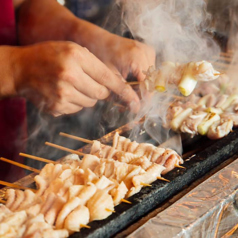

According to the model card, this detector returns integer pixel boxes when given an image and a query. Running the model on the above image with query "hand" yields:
[100,35,156,82]
[12,41,140,116]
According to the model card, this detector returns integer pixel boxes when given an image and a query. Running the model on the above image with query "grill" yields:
[0,51,236,238]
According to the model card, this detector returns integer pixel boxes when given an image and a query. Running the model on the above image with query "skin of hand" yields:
[0,42,140,116]
[16,0,156,100]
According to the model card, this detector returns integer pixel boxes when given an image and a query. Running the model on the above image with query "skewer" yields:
[157,177,170,182]
[80,224,91,229]
[121,198,132,204]
[45,142,85,156]
[0,180,36,192]
[221,223,238,238]
[0,199,6,204]
[59,132,93,144]
[126,81,140,86]
[174,164,186,169]
[0,157,40,173]
[105,208,115,213]
[19,152,57,164]
[140,182,152,187]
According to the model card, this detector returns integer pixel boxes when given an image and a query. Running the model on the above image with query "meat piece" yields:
[94,176,114,190]
[0,204,11,222]
[5,189,15,209]
[40,229,69,238]
[126,186,142,198]
[83,168,98,184]
[162,153,182,174]
[64,205,90,232]
[114,151,139,163]
[221,112,238,126]
[94,162,106,177]
[80,154,100,171]
[40,192,57,215]
[197,94,217,107]
[110,181,128,206]
[180,110,207,136]
[132,164,165,187]
[123,166,144,189]
[73,168,85,185]
[150,148,165,163]
[129,156,152,170]
[10,189,25,211]
[77,184,97,205]
[45,196,66,225]
[1,210,27,228]
[127,141,139,153]
[16,189,36,211]
[55,197,81,229]
[207,119,233,140]
[87,189,114,221]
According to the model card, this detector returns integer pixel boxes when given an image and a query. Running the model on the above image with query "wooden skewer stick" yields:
[80,224,91,229]
[174,164,186,169]
[19,153,57,164]
[121,198,132,204]
[126,81,140,86]
[157,176,170,182]
[140,182,152,187]
[59,132,93,144]
[45,142,85,156]
[221,223,238,238]
[0,199,6,204]
[105,208,115,213]
[0,157,40,173]
[0,180,36,192]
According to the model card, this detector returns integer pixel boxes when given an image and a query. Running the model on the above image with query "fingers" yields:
[72,73,110,100]
[81,52,140,112]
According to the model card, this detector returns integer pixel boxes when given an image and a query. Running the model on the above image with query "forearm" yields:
[17,0,115,58]
[0,47,18,98]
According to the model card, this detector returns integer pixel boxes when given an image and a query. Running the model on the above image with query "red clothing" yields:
[0,0,27,181]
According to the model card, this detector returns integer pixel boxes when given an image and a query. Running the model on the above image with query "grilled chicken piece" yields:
[45,196,66,225]
[77,184,97,205]
[110,182,128,206]
[94,176,114,190]
[5,189,15,209]
[16,189,36,211]
[55,197,82,229]
[197,94,217,108]
[83,168,98,184]
[0,204,11,222]
[129,156,152,170]
[150,148,165,163]
[64,205,90,232]
[132,164,165,187]
[123,166,144,189]
[40,192,57,215]
[81,154,100,171]
[221,112,238,126]
[207,119,233,140]
[87,189,114,221]
[10,190,25,211]
[180,110,207,136]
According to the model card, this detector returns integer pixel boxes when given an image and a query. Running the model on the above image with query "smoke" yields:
[104,0,222,153]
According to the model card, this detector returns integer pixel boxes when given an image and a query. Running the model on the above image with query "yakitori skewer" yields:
[0,157,40,173]
[0,180,36,192]
[221,223,238,238]
[105,208,115,213]
[45,142,85,156]
[126,81,140,86]
[59,132,184,172]
[19,152,57,164]
[80,224,91,229]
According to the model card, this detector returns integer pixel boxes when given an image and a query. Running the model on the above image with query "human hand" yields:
[12,41,140,116]
[101,35,156,82]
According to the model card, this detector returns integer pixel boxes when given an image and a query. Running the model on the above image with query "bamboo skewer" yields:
[0,199,6,204]
[80,224,91,229]
[174,164,186,169]
[0,157,40,173]
[59,132,93,144]
[221,223,238,238]
[0,180,36,192]
[19,153,57,164]
[157,177,170,182]
[45,142,85,156]
[126,81,140,86]
[121,198,132,204]
[140,182,152,187]
[105,208,115,213]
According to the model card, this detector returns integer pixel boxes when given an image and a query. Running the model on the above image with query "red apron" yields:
[0,0,27,182]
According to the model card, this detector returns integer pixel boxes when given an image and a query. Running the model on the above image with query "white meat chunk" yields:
[123,166,144,189]
[45,196,66,225]
[68,185,84,200]
[87,190,114,221]
[81,154,100,171]
[83,168,98,184]
[5,189,15,209]
[207,119,233,140]
[150,148,165,163]
[10,189,25,211]
[0,204,11,222]
[129,156,152,170]
[73,168,85,185]
[77,184,97,205]
[162,153,182,174]
[94,176,114,190]
[16,189,36,211]
[64,205,90,232]
[40,192,57,215]
[55,197,82,229]
[110,181,128,206]
[132,164,165,187]
[1,210,27,228]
